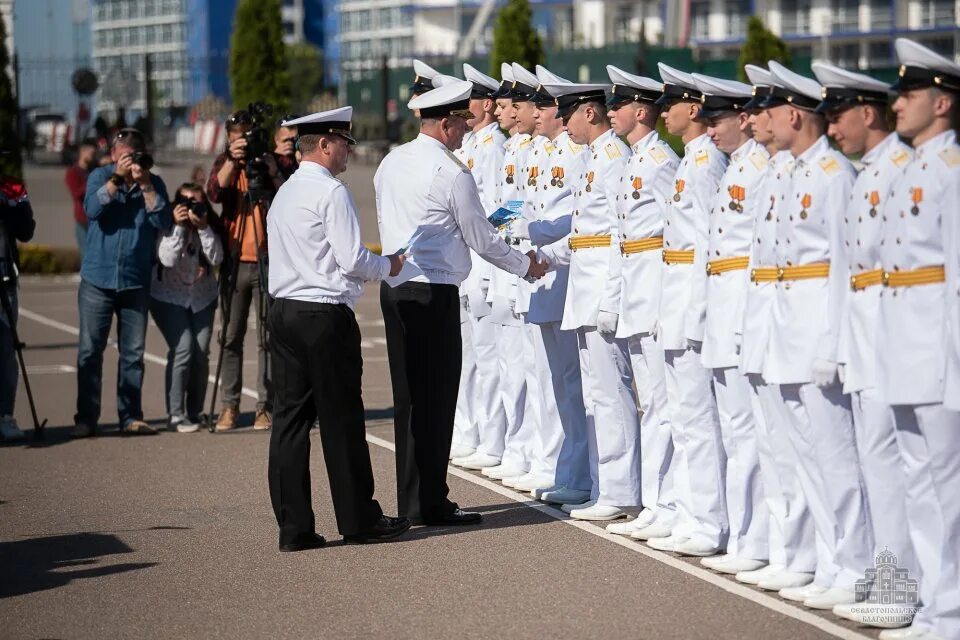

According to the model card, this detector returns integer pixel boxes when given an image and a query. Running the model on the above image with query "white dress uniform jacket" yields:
[944,134,960,410]
[488,133,533,321]
[268,161,390,306]
[540,128,631,330]
[840,133,912,393]
[606,130,679,338]
[701,139,769,369]
[878,129,959,404]
[763,136,855,385]
[740,151,793,375]
[375,133,529,285]
[659,133,728,349]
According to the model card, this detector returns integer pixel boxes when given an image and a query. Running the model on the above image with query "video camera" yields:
[242,101,275,202]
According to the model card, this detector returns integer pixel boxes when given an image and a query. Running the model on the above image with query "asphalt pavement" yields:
[0,274,888,639]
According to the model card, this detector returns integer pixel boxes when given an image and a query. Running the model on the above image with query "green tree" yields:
[287,42,324,112]
[490,0,545,77]
[737,16,792,82]
[229,0,291,115]
[0,14,22,178]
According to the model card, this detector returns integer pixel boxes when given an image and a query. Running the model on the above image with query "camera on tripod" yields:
[241,101,275,201]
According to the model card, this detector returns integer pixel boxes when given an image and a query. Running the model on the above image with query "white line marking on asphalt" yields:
[364,433,873,640]
[19,306,869,639]
[25,364,77,374]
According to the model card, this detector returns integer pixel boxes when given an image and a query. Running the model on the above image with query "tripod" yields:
[0,276,47,440]
[205,185,271,433]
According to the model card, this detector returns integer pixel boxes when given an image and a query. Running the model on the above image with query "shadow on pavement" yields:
[0,532,159,598]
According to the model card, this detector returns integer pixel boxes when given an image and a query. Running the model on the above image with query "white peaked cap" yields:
[407,80,474,118]
[744,64,774,87]
[811,61,891,93]
[536,65,572,85]
[282,106,353,128]
[607,65,665,93]
[895,38,960,78]
[431,73,460,88]
[413,59,440,79]
[769,60,822,101]
[511,63,539,88]
[691,73,753,98]
[463,63,499,92]
[500,62,514,84]
[658,62,697,89]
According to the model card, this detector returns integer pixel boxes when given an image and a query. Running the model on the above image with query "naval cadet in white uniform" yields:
[645,63,729,557]
[761,62,873,610]
[810,60,919,628]
[536,81,641,522]
[598,65,681,540]
[873,39,960,640]
[376,81,546,525]
[266,108,410,550]
[692,73,772,573]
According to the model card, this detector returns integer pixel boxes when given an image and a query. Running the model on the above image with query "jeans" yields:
[0,283,19,416]
[75,279,148,427]
[75,222,88,260]
[150,298,216,421]
[221,261,271,410]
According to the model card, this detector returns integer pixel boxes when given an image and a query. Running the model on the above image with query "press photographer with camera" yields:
[271,118,300,183]
[150,183,224,433]
[205,106,276,431]
[74,127,172,438]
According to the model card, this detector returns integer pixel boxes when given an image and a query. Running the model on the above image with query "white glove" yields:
[510,217,530,240]
[838,363,847,385]
[811,358,838,388]
[597,311,619,336]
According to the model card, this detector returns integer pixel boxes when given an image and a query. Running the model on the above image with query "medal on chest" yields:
[585,171,595,192]
[505,164,515,184]
[800,193,811,219]
[910,187,922,215]
[631,176,642,200]
[673,179,685,202]
[868,190,880,217]
[728,185,745,212]
[551,166,564,188]
[527,166,539,187]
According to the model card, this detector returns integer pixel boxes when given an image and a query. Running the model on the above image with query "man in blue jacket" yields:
[74,128,172,437]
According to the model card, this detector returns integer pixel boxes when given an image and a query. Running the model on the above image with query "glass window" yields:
[920,36,955,57]
[690,0,710,39]
[831,0,859,31]
[830,42,859,67]
[868,40,893,66]
[920,0,956,27]
[868,0,892,29]
[358,10,371,31]
[161,24,173,42]
[726,0,749,38]
[144,0,156,17]
[781,0,812,34]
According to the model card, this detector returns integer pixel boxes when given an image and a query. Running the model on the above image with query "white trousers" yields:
[452,296,480,449]
[892,403,960,639]
[577,328,641,506]
[750,376,816,571]
[498,323,535,471]
[627,333,675,517]
[714,367,768,560]
[663,344,727,548]
[780,382,873,590]
[474,315,507,458]
[851,390,917,578]
[528,322,587,484]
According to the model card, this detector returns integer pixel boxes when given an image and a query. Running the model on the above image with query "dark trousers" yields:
[267,298,382,542]
[221,262,271,410]
[380,281,462,521]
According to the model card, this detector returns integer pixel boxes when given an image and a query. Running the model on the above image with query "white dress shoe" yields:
[803,587,855,610]
[736,564,784,585]
[562,499,595,514]
[779,583,827,602]
[569,503,626,521]
[631,520,673,540]
[451,452,501,469]
[449,443,476,460]
[756,570,815,591]
[607,518,646,536]
[499,473,530,488]
[541,487,591,505]
[708,557,767,575]
[833,603,913,629]
[647,534,689,552]
[633,508,658,529]
[672,539,721,557]
[879,627,945,640]
[510,474,554,493]
[482,463,528,479]
[700,554,732,569]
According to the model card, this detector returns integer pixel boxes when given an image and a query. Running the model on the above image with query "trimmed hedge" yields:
[18,244,82,274]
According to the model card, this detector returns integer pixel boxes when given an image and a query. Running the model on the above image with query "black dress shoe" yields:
[343,515,411,544]
[279,533,326,552]
[423,508,483,526]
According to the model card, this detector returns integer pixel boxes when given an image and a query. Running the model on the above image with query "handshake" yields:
[525,250,549,281]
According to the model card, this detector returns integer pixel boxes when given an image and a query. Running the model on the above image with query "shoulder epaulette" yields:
[818,155,841,176]
[938,146,960,168]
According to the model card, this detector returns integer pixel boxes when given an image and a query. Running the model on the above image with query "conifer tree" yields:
[0,15,22,178]
[490,0,545,77]
[229,0,291,115]
[737,17,792,82]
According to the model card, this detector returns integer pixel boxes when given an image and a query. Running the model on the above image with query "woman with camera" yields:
[150,182,224,433]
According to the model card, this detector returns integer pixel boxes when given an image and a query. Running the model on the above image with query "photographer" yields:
[271,119,299,183]
[0,168,36,440]
[150,183,223,433]
[74,127,172,437]
[205,110,274,431]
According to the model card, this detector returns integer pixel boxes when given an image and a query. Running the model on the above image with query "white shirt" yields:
[375,133,529,286]
[150,223,223,312]
[608,129,679,338]
[701,139,769,369]
[267,161,389,308]
[659,133,728,350]
[839,132,912,393]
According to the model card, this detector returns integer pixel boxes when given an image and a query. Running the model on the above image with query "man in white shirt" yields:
[376,81,546,526]
[266,108,410,552]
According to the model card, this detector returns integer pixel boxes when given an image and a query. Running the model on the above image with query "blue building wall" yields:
[187,0,236,105]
